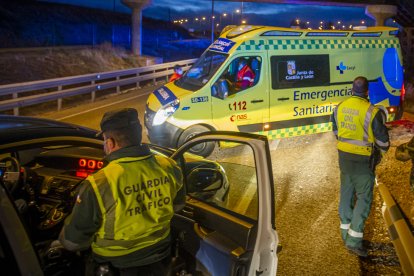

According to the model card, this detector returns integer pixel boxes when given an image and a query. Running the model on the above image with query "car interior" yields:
[0,137,261,275]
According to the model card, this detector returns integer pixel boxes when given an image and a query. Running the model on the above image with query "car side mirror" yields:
[187,168,224,193]
[211,79,229,100]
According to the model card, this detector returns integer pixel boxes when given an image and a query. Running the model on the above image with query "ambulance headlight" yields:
[153,100,180,126]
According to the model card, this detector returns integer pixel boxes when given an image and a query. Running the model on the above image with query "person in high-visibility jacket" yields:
[235,59,255,90]
[169,64,183,82]
[331,76,390,257]
[59,108,184,274]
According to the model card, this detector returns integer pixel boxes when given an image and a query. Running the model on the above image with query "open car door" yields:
[171,131,278,276]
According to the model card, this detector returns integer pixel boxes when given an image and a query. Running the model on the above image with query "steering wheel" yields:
[0,156,22,194]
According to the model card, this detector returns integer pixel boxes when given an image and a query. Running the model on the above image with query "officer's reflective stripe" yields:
[340,223,350,230]
[333,103,342,130]
[348,228,363,238]
[95,226,169,248]
[375,139,389,148]
[338,137,372,147]
[363,105,374,142]
[94,173,116,239]
[243,76,253,82]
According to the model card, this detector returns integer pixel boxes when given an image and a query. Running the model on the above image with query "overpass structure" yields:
[217,0,413,27]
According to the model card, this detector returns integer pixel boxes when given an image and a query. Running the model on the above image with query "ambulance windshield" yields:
[176,50,228,91]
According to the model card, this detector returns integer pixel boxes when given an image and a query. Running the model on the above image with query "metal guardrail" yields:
[377,181,414,275]
[0,58,197,115]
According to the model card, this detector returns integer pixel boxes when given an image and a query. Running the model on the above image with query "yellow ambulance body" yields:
[145,25,404,156]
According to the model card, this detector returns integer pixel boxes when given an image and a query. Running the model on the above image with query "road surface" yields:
[39,86,403,275]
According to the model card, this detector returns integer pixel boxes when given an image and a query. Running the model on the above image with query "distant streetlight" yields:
[361,20,365,24]
[220,13,227,26]
[242,20,246,24]
[195,18,199,21]
[337,21,341,25]
[202,17,206,21]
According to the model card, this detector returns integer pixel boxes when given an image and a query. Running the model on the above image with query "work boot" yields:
[346,245,368,257]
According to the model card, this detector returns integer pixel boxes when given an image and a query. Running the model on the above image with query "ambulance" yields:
[144,25,404,157]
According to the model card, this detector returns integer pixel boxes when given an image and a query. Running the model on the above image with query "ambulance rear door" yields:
[210,53,269,133]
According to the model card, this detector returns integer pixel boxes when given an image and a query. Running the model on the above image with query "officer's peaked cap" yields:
[97,108,141,137]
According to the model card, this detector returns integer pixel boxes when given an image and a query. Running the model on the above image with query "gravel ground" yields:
[270,121,414,275]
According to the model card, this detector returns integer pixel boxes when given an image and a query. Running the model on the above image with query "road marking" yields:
[233,139,280,215]
[55,91,151,121]
[310,200,337,231]
[234,174,258,215]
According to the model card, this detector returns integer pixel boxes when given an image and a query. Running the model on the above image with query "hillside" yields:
[0,0,209,85]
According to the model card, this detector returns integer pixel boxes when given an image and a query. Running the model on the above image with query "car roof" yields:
[0,115,99,145]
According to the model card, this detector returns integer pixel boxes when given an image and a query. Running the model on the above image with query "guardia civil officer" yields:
[331,76,389,257]
[59,108,184,275]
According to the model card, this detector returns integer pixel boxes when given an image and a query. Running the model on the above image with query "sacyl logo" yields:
[336,62,355,74]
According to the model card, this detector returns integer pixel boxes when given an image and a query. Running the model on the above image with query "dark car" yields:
[0,115,278,276]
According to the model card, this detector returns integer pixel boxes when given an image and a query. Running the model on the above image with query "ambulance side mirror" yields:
[211,79,229,100]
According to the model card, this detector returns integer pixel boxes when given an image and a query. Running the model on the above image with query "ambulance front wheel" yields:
[177,125,215,158]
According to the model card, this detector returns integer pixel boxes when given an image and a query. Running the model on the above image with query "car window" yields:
[212,56,262,99]
[184,141,258,221]
[271,54,330,89]
[175,50,228,91]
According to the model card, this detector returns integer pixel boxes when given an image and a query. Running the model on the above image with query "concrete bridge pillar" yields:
[365,5,397,26]
[122,0,152,55]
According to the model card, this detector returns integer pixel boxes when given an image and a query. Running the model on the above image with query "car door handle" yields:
[277,97,290,101]
[251,99,264,103]
[194,223,214,239]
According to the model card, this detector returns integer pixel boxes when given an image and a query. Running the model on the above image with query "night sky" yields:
[41,0,391,29]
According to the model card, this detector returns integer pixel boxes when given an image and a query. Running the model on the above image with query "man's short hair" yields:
[105,126,142,147]
[97,108,142,147]
[173,64,181,72]
[352,76,369,96]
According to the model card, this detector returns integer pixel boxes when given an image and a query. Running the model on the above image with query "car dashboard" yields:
[22,146,104,236]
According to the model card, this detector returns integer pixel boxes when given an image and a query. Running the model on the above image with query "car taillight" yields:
[401,83,406,101]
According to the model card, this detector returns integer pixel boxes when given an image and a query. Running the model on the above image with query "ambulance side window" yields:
[271,55,330,89]
[212,56,262,99]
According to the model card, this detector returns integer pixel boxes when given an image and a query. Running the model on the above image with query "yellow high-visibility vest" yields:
[88,154,182,257]
[334,96,379,156]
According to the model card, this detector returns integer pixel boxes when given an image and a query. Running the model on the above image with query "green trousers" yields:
[339,171,375,248]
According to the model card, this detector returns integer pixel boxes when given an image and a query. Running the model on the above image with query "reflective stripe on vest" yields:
[89,154,181,257]
[335,96,378,156]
